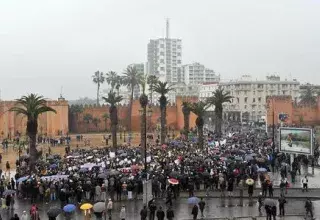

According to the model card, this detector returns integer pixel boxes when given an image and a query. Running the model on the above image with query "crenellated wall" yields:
[266,96,320,126]
[69,96,199,133]
[0,99,69,138]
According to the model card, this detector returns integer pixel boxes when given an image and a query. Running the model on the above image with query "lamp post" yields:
[139,108,147,173]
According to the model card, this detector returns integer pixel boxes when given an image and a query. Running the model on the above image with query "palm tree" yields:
[69,105,83,130]
[92,117,101,131]
[153,81,174,144]
[207,88,233,137]
[9,94,56,170]
[92,71,105,106]
[147,75,159,105]
[190,101,208,149]
[181,101,192,136]
[300,87,317,105]
[83,113,93,132]
[139,76,148,161]
[102,113,110,131]
[103,92,123,150]
[122,66,143,139]
[106,71,118,92]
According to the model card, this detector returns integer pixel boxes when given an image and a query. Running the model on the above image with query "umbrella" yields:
[17,176,29,183]
[257,168,267,173]
[93,202,105,213]
[79,168,89,173]
[47,207,62,218]
[264,199,277,207]
[80,203,93,210]
[3,190,15,196]
[245,155,253,161]
[63,204,76,213]
[250,153,257,157]
[120,176,129,182]
[169,171,179,178]
[235,157,243,161]
[49,164,58,169]
[256,158,266,163]
[245,178,254,186]
[120,153,127,157]
[98,173,108,179]
[188,197,200,204]
[168,178,179,185]
[108,170,120,176]
[204,158,213,163]
[202,172,210,177]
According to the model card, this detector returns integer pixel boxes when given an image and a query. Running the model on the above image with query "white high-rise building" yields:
[182,62,220,85]
[147,20,182,83]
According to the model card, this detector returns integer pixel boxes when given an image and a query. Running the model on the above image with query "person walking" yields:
[268,182,274,197]
[106,198,113,220]
[271,206,277,220]
[302,176,308,192]
[166,206,174,220]
[149,201,157,220]
[156,206,165,220]
[198,197,205,218]
[21,211,28,220]
[265,205,272,220]
[140,206,148,220]
[191,205,198,220]
[258,192,264,213]
[278,195,286,217]
[10,213,20,220]
[119,205,126,220]
[305,198,314,219]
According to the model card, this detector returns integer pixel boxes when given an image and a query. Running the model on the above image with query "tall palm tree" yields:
[190,101,208,149]
[300,87,317,105]
[9,94,56,170]
[102,113,110,131]
[122,66,143,140]
[83,113,93,132]
[106,71,119,92]
[139,75,148,161]
[92,117,101,131]
[115,75,122,96]
[153,81,174,144]
[147,75,159,105]
[103,92,123,150]
[92,71,105,106]
[207,88,233,137]
[181,101,192,136]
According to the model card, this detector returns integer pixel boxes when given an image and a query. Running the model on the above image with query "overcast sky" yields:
[0,0,319,100]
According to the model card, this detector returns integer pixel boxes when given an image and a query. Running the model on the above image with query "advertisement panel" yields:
[279,127,313,155]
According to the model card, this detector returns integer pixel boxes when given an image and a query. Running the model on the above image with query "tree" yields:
[83,113,93,132]
[181,101,192,136]
[106,71,119,92]
[147,75,159,105]
[92,71,105,106]
[9,94,56,171]
[207,88,233,137]
[190,101,209,149]
[122,66,143,139]
[92,117,101,131]
[102,92,123,150]
[153,81,174,144]
[300,87,317,106]
[102,113,110,131]
[139,75,148,160]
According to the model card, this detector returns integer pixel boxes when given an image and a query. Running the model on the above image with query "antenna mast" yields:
[166,18,170,39]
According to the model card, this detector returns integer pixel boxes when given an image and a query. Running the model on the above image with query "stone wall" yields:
[69,96,198,133]
[266,96,320,126]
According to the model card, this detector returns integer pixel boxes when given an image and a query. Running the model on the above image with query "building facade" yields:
[219,75,300,122]
[183,62,220,85]
[147,38,182,83]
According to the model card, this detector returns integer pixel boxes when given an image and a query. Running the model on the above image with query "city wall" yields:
[266,96,320,126]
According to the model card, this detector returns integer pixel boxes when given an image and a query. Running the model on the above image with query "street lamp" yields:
[139,108,147,175]
[147,106,153,132]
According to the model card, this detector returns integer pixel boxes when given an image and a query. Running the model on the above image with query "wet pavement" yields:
[0,196,318,220]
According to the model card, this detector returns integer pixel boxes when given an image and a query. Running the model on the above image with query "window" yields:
[244,105,247,109]
[160,52,164,56]
[253,91,255,95]
[253,98,255,103]
[258,97,261,102]
[244,91,247,95]
[177,60,181,64]
[160,59,164,64]
[160,44,164,48]
[237,98,239,103]
[160,67,164,71]
[244,97,248,103]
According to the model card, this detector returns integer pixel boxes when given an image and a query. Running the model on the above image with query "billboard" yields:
[279,127,313,155]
